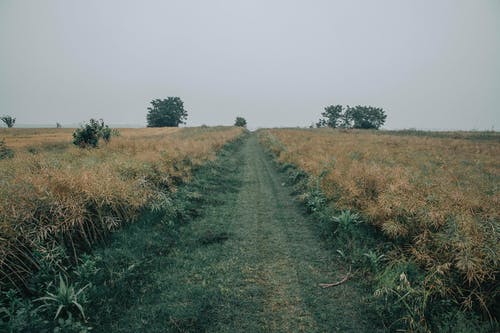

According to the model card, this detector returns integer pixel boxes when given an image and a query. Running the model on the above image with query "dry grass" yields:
[259,128,499,312]
[0,126,244,290]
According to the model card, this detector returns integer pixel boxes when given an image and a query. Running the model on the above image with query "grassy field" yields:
[259,128,499,325]
[1,126,498,332]
[0,126,244,291]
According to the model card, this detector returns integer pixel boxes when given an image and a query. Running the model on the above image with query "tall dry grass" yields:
[259,128,499,313]
[0,126,244,290]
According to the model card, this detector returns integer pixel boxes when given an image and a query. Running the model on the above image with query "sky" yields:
[1,0,499,130]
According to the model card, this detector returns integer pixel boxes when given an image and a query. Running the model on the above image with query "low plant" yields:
[333,210,360,231]
[53,312,91,333]
[0,139,14,159]
[303,187,326,213]
[0,289,46,332]
[374,270,432,332]
[35,274,90,321]
[363,250,385,273]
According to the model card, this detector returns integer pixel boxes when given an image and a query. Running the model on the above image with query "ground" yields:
[91,134,380,332]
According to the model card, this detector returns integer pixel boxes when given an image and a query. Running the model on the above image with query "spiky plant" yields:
[35,274,89,320]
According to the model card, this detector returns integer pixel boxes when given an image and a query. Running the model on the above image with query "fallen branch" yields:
[319,267,352,288]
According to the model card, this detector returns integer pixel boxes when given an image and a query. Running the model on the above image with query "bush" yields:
[0,139,14,159]
[234,117,247,127]
[72,119,116,148]
[0,115,15,128]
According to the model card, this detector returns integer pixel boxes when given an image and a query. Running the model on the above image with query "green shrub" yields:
[72,118,115,148]
[0,139,14,159]
[0,289,45,332]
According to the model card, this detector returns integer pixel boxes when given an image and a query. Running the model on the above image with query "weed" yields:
[53,313,92,333]
[303,187,327,213]
[0,139,14,159]
[35,274,89,320]
[363,250,385,273]
[333,210,361,231]
[0,289,45,332]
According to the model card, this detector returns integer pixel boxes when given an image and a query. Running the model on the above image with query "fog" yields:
[1,0,499,129]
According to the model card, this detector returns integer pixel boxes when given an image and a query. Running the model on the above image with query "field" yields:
[259,128,499,318]
[1,127,498,332]
[0,126,244,290]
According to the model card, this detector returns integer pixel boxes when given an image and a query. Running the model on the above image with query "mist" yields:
[1,0,499,130]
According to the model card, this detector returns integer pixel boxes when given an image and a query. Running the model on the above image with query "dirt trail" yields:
[215,134,373,332]
[95,134,377,332]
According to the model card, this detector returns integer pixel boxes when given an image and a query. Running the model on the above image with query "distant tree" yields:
[349,106,386,129]
[316,105,343,128]
[146,97,187,127]
[234,117,247,127]
[339,106,353,128]
[72,118,113,148]
[1,115,16,128]
[316,105,386,130]
[56,122,62,128]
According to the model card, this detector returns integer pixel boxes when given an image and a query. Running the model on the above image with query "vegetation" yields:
[72,118,114,148]
[0,126,244,295]
[317,105,386,129]
[259,128,498,331]
[0,139,14,159]
[146,97,188,127]
[0,127,245,332]
[234,116,247,127]
[2,124,498,331]
[1,115,16,128]
[73,134,378,332]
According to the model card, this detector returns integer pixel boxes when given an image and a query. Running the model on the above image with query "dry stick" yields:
[319,267,352,288]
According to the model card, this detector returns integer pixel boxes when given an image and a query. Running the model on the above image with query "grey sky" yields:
[1,0,499,129]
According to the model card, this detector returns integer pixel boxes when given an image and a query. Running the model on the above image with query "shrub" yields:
[234,117,247,127]
[0,115,15,128]
[0,139,14,159]
[72,119,114,148]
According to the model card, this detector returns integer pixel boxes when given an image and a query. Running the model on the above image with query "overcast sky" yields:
[1,0,499,129]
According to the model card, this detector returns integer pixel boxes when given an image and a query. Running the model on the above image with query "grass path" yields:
[91,134,379,332]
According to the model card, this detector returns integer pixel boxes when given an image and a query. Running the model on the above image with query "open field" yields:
[0,126,244,290]
[259,128,499,318]
[1,128,498,332]
[83,134,379,333]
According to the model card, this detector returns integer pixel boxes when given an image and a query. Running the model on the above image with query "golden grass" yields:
[259,128,499,310]
[0,126,244,289]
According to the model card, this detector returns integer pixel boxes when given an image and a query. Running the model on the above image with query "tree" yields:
[349,106,386,129]
[234,117,247,127]
[316,105,386,130]
[72,119,113,148]
[316,105,343,128]
[146,97,187,127]
[1,115,16,128]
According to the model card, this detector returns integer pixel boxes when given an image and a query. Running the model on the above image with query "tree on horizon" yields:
[146,97,187,127]
[317,105,386,130]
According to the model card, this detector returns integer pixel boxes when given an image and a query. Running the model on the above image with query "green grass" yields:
[264,140,499,333]
[82,134,382,332]
[3,130,497,332]
[84,136,247,332]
